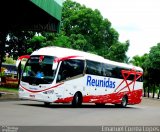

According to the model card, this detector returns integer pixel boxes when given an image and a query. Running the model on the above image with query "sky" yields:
[73,0,160,58]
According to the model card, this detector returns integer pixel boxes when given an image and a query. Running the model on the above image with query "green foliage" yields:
[2,0,129,64]
[144,43,160,70]
[2,0,160,97]
[0,87,18,93]
[129,53,150,93]
[105,41,129,62]
[143,43,160,85]
[4,57,16,64]
[1,0,130,64]
[70,34,87,50]
[0,72,5,77]
[136,43,160,97]
[54,32,71,48]
[6,31,35,59]
[27,48,33,54]
[27,35,47,52]
[60,0,129,62]
[130,53,148,68]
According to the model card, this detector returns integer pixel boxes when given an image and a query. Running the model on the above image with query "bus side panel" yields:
[127,81,143,104]
[54,74,143,105]
[54,76,85,103]
[83,75,143,104]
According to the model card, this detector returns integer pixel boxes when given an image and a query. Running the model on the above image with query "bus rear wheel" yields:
[115,96,128,108]
[121,96,128,107]
[72,92,82,107]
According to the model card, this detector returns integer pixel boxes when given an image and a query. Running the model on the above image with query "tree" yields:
[130,54,149,97]
[2,0,130,64]
[6,31,35,59]
[105,41,129,62]
[27,35,47,54]
[4,56,16,64]
[0,32,7,73]
[143,43,160,83]
[143,43,160,98]
[60,0,129,62]
[53,32,71,48]
[130,53,148,68]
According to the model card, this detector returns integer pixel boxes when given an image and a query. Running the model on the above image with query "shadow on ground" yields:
[18,102,137,109]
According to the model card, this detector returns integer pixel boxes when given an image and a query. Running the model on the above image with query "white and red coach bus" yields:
[16,46,143,107]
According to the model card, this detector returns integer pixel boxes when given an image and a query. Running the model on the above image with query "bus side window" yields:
[136,74,143,82]
[103,64,126,79]
[128,74,135,80]
[66,59,84,77]
[86,60,102,76]
[57,59,84,82]
[103,64,113,77]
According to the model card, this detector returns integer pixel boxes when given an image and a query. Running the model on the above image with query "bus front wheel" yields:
[44,102,51,107]
[72,92,82,107]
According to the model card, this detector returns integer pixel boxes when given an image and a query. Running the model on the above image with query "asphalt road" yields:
[0,97,160,127]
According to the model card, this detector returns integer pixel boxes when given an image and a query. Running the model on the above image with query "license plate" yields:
[29,95,35,98]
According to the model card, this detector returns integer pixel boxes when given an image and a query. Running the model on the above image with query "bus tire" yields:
[72,92,82,107]
[120,96,128,107]
[44,102,50,107]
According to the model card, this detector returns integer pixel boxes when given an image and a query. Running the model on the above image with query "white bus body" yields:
[17,46,143,107]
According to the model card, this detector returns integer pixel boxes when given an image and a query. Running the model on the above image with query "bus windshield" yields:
[21,55,56,85]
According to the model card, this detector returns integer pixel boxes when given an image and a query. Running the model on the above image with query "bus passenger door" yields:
[56,61,73,101]
[56,59,85,101]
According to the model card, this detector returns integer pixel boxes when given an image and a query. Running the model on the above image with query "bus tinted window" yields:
[127,74,135,80]
[103,64,115,77]
[136,74,143,82]
[103,64,123,79]
[103,64,136,79]
[57,59,84,82]
[22,56,55,85]
[86,60,102,76]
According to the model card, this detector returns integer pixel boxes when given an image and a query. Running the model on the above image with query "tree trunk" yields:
[157,87,160,99]
[152,84,155,98]
[0,33,3,74]
[0,32,7,74]
[143,87,146,97]
[148,86,150,98]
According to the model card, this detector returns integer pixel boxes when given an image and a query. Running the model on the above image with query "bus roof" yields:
[31,46,143,72]
[31,46,104,60]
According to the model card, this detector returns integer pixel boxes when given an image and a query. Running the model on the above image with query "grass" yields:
[0,87,18,93]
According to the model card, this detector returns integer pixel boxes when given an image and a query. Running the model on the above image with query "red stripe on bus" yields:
[54,55,81,63]
[20,83,64,93]
[115,69,143,93]
[18,55,30,60]
[54,89,142,104]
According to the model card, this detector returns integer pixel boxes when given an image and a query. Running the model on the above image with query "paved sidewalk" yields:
[141,97,160,107]
[0,91,19,100]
